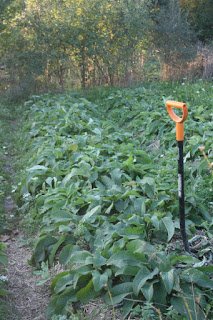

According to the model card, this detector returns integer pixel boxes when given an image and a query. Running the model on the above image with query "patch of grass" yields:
[0,103,24,319]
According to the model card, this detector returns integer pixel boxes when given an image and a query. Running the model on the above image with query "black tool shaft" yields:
[178,141,190,252]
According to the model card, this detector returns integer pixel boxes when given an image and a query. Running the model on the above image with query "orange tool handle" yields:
[166,100,188,141]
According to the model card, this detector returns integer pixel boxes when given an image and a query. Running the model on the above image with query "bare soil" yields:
[6,232,49,320]
[2,185,49,320]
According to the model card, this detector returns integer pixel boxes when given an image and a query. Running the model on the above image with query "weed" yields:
[15,81,213,319]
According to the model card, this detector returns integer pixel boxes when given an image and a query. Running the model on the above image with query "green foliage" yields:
[180,0,213,43]
[0,102,25,319]
[150,0,196,64]
[17,82,213,318]
[2,0,211,100]
[0,243,8,268]
[0,242,9,317]
[0,0,149,97]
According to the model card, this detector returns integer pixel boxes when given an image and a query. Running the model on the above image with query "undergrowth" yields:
[15,81,213,319]
[0,103,24,319]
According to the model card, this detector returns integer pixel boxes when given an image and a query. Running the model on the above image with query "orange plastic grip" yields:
[166,100,188,141]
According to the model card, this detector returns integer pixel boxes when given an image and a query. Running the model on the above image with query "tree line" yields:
[0,0,212,100]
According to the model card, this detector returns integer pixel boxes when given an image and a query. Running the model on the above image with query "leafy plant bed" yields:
[17,82,213,319]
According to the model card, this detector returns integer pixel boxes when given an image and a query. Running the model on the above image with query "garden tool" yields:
[166,100,190,252]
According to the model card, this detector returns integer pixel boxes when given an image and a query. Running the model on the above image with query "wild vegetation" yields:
[0,0,213,100]
[0,241,8,315]
[13,82,212,319]
[0,1,212,319]
[0,104,17,318]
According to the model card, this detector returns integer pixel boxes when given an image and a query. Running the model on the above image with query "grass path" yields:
[0,105,49,320]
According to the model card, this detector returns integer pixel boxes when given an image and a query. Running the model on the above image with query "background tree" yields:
[180,0,213,43]
[148,0,197,79]
[0,0,212,100]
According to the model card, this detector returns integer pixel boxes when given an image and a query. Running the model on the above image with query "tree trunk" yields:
[108,67,114,86]
[58,63,64,91]
[80,46,87,89]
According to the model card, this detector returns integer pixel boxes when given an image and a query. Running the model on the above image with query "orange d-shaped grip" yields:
[166,100,188,141]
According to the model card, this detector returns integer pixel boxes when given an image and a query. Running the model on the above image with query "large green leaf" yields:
[0,288,10,296]
[76,279,96,303]
[126,239,155,255]
[51,271,70,292]
[107,251,142,269]
[110,168,123,184]
[0,253,8,266]
[69,250,93,266]
[26,165,49,173]
[47,288,77,316]
[141,280,158,301]
[121,300,135,319]
[59,244,75,265]
[152,279,168,306]
[162,216,175,242]
[104,282,133,305]
[49,235,66,267]
[115,266,140,277]
[133,267,159,296]
[92,253,107,268]
[171,283,207,320]
[48,210,73,223]
[181,268,213,289]
[32,235,57,267]
[81,205,101,223]
[54,273,75,294]
[161,269,174,294]
[92,270,109,292]
[170,255,198,266]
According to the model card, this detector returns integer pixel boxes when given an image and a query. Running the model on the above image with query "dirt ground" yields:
[6,231,49,320]
[1,117,49,320]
